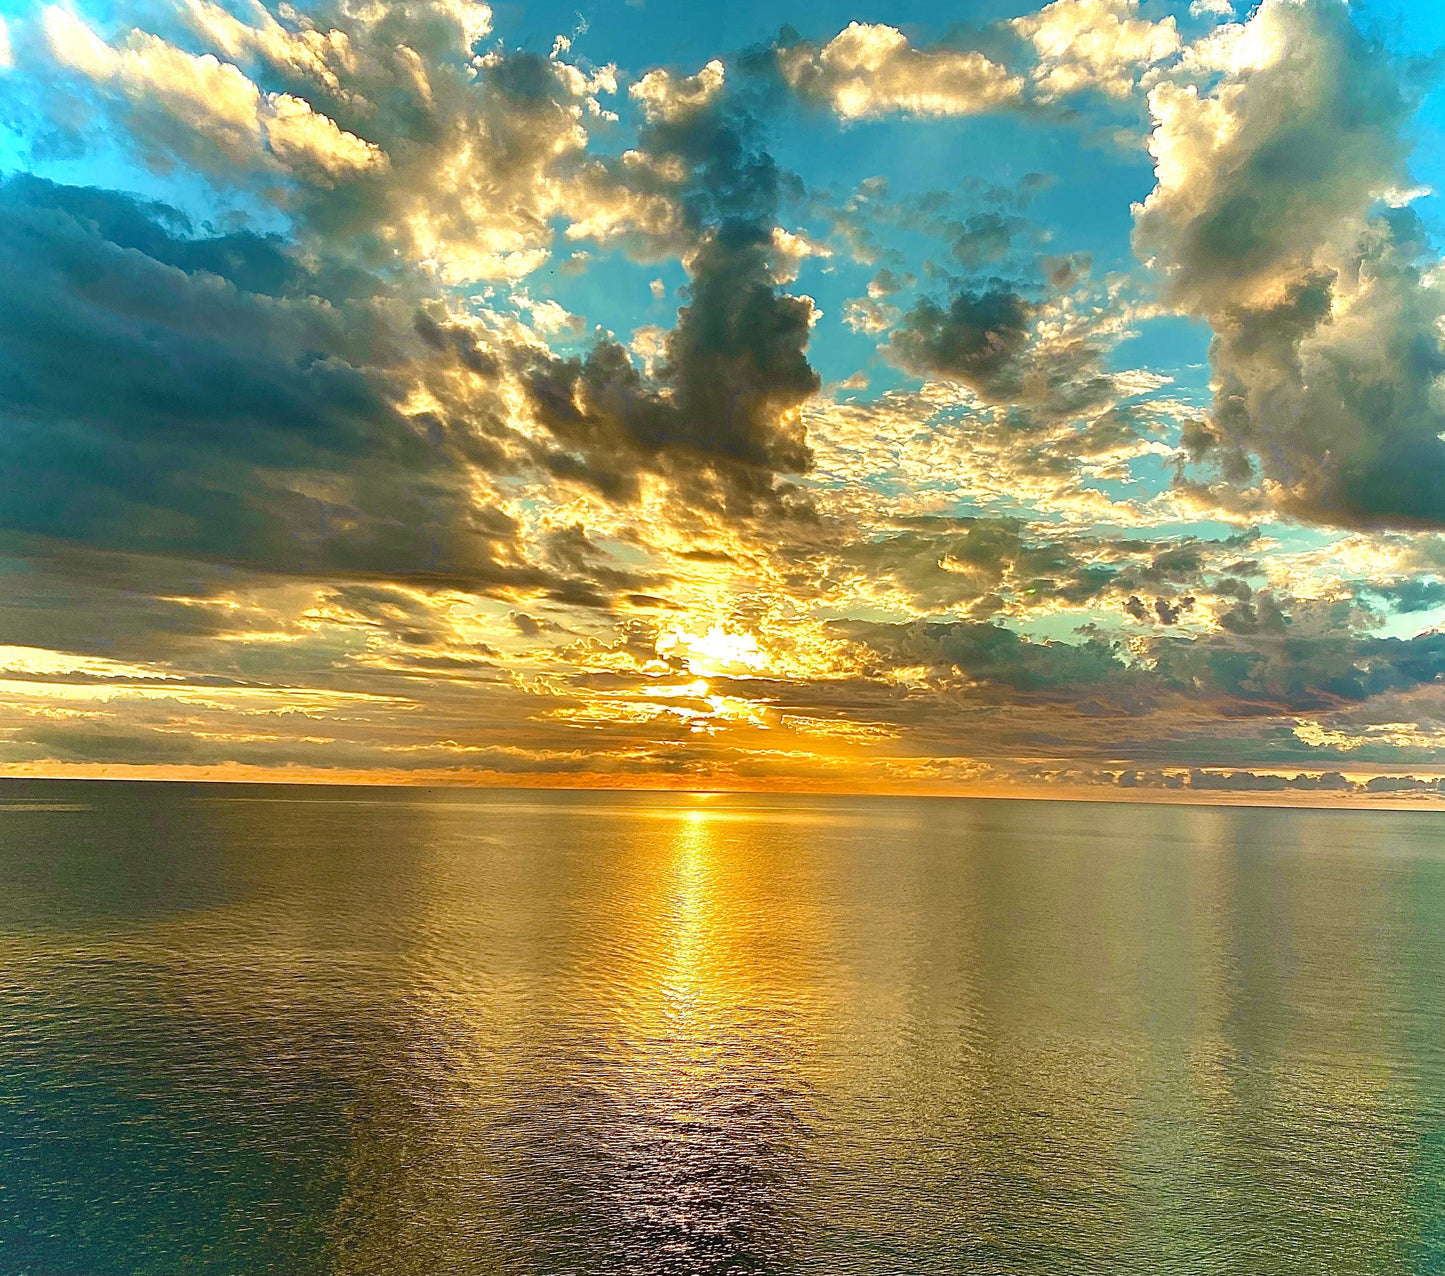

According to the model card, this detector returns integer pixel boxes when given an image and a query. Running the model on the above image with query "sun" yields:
[655,626,766,678]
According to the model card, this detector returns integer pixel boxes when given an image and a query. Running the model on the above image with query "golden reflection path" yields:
[579,800,823,1266]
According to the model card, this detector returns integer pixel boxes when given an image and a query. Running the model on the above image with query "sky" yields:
[4,0,1445,800]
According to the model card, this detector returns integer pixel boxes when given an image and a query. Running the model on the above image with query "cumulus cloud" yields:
[1012,0,1180,100]
[779,23,1024,119]
[887,288,1033,391]
[1135,0,1445,530]
[886,286,1115,421]
[842,296,899,334]
[23,0,621,281]
[519,66,822,510]
[1186,769,1352,791]
[522,224,819,509]
[629,58,726,123]
[40,7,387,185]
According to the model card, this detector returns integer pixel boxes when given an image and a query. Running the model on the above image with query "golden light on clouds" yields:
[0,0,1443,804]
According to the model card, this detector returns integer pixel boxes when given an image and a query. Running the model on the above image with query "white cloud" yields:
[842,297,899,334]
[1012,0,1180,100]
[42,7,385,182]
[629,58,724,123]
[1134,0,1445,529]
[780,23,1023,119]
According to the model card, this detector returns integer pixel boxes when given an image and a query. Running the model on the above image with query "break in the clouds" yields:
[2,0,1445,802]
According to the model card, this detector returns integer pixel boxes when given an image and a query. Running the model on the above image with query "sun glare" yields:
[655,626,766,677]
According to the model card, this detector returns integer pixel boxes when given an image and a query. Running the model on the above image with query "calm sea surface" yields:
[3,781,1445,1274]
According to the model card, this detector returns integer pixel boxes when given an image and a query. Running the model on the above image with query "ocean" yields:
[2,781,1444,1274]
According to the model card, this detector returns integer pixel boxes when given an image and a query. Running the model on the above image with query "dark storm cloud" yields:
[1110,769,1417,795]
[0,175,630,606]
[886,285,1113,420]
[1135,0,1445,530]
[0,174,337,299]
[887,288,1031,389]
[522,224,816,505]
[1363,774,1438,793]
[0,539,278,660]
[0,178,476,573]
[843,619,1130,697]
[520,75,821,510]
[1187,769,1356,793]
[5,721,599,775]
[1124,595,1194,626]
[1147,626,1445,715]
[1205,213,1445,528]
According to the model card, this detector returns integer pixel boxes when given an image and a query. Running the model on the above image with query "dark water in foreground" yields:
[3,783,1445,1274]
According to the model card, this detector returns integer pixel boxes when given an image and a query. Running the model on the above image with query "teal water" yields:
[2,781,1445,1274]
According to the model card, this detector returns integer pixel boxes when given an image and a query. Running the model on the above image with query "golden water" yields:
[3,783,1444,1273]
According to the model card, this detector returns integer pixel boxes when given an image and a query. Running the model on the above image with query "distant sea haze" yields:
[2,780,1443,1274]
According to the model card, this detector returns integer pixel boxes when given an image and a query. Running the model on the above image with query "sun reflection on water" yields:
[658,808,713,1018]
[581,800,817,1269]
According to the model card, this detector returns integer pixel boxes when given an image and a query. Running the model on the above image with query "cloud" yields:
[521,225,818,508]
[802,373,1172,531]
[1124,593,1195,625]
[519,67,822,510]
[886,286,1115,421]
[887,288,1033,391]
[842,297,899,334]
[1011,0,1180,101]
[1361,578,1445,615]
[629,58,726,123]
[1187,769,1352,791]
[844,618,1131,698]
[23,0,620,282]
[0,174,610,599]
[813,517,1265,622]
[1135,0,1445,530]
[946,211,1026,269]
[831,517,1127,614]
[40,7,387,185]
[781,4,1182,123]
[779,23,1024,119]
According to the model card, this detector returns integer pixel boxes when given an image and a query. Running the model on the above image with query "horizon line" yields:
[5,770,1445,816]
